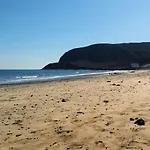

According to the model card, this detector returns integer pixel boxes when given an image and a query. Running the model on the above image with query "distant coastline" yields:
[43,42,150,70]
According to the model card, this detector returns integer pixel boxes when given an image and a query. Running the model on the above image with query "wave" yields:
[0,70,132,85]
[16,76,38,79]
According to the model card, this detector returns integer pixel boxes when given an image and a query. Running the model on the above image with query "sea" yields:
[0,69,130,85]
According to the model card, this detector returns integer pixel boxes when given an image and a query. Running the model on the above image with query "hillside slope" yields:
[43,42,150,70]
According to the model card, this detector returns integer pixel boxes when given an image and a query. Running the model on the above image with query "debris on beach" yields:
[134,118,145,126]
[61,99,68,102]
[77,111,84,114]
[57,129,73,134]
[16,134,22,137]
[130,118,135,121]
[12,120,23,125]
[103,100,109,104]
[112,83,121,86]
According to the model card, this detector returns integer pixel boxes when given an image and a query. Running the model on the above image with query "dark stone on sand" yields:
[31,95,33,97]
[61,99,68,102]
[23,106,26,109]
[16,134,22,137]
[105,122,110,126]
[12,120,23,125]
[57,130,73,134]
[7,132,13,135]
[30,131,36,134]
[112,83,120,86]
[112,84,116,86]
[103,100,109,103]
[77,111,84,114]
[95,140,103,145]
[130,118,135,121]
[134,118,145,126]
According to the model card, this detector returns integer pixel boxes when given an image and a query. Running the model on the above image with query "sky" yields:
[0,0,150,69]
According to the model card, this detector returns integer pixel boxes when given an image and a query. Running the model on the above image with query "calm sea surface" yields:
[0,69,128,85]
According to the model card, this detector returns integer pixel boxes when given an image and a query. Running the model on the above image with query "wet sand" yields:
[0,70,150,150]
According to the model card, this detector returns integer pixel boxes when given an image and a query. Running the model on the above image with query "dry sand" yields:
[0,71,150,150]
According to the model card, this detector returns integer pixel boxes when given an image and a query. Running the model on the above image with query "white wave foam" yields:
[16,76,21,79]
[1,70,132,85]
[22,76,38,79]
[16,76,38,79]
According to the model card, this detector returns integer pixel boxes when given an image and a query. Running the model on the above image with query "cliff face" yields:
[43,42,150,70]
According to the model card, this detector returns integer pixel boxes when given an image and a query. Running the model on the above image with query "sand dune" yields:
[0,71,150,150]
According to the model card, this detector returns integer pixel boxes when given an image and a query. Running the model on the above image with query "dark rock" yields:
[16,134,22,137]
[105,122,110,126]
[7,132,13,135]
[61,99,68,102]
[95,140,103,145]
[57,130,73,134]
[30,131,36,134]
[112,84,116,86]
[12,120,23,125]
[77,111,84,114]
[50,142,57,147]
[130,118,135,121]
[42,42,150,70]
[103,100,109,103]
[134,118,145,126]
[23,106,26,109]
[112,83,120,86]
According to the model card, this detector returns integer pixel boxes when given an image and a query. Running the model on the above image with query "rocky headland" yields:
[43,42,150,70]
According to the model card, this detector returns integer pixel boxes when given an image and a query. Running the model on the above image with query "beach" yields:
[0,70,150,150]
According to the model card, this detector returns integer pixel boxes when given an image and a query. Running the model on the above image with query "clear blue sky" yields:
[0,0,150,69]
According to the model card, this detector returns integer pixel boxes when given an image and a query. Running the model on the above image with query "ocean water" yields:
[0,69,128,85]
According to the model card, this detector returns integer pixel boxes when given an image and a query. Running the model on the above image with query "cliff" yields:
[43,42,150,70]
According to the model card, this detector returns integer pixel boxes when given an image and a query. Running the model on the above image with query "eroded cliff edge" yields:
[43,42,150,70]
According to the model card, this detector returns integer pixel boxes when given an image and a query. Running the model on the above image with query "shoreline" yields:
[0,70,134,87]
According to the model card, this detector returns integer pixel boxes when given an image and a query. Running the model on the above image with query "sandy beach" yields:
[0,70,150,150]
